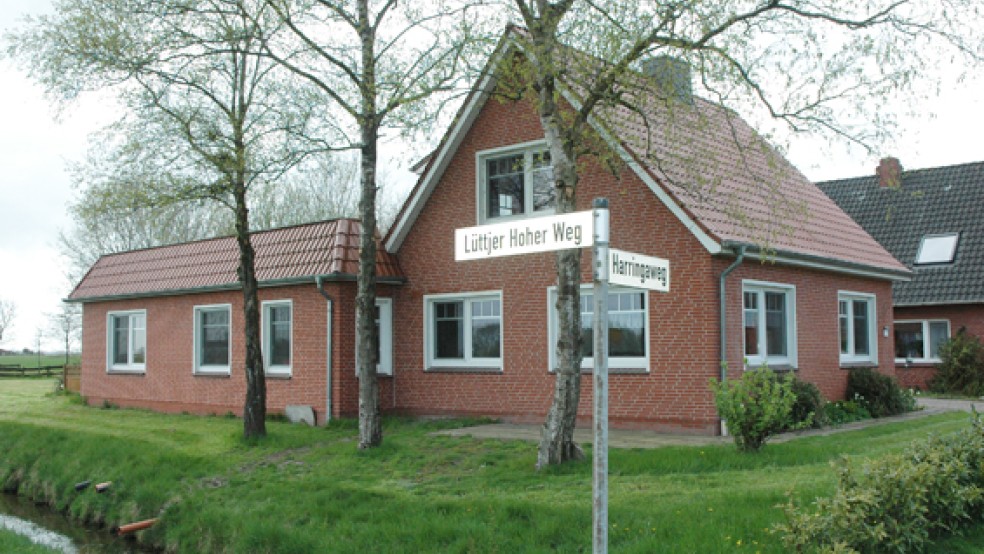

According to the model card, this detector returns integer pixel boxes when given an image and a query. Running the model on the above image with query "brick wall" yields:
[390,91,897,434]
[893,303,984,389]
[720,261,897,400]
[79,282,396,423]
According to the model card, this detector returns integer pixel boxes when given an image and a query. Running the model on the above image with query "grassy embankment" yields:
[0,378,981,553]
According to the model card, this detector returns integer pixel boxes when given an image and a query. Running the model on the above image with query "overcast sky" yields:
[1,1,982,351]
[0,1,114,351]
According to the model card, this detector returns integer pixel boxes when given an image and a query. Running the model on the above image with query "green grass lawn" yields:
[0,528,59,554]
[0,354,79,368]
[0,378,979,553]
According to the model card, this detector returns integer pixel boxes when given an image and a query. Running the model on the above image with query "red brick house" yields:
[818,159,984,389]
[68,36,910,434]
[67,219,404,421]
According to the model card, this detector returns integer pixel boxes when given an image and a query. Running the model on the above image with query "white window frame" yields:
[742,280,797,368]
[193,304,232,375]
[476,140,555,224]
[838,291,878,365]
[547,286,650,371]
[262,300,293,377]
[355,298,393,376]
[894,319,951,363]
[106,310,146,373]
[915,233,959,265]
[424,291,503,370]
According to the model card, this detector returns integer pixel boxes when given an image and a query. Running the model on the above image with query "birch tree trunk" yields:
[235,180,267,439]
[535,41,585,468]
[356,0,382,449]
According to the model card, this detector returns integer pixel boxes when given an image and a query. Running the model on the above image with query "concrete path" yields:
[437,422,730,448]
[917,397,983,413]
[435,399,970,449]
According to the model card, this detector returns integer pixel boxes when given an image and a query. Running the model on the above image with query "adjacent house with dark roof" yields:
[818,158,984,389]
[68,30,910,433]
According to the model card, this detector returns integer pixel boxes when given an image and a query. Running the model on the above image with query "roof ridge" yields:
[818,159,984,186]
[93,217,357,261]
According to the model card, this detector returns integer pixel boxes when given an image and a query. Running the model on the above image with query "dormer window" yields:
[477,142,555,223]
[915,233,958,265]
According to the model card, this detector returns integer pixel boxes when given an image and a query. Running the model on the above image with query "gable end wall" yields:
[390,92,898,434]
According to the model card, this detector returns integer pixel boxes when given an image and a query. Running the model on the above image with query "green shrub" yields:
[846,368,916,418]
[930,328,984,397]
[777,415,984,553]
[789,378,828,429]
[823,400,871,426]
[710,366,807,452]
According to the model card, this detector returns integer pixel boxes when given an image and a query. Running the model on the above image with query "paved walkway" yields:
[916,397,983,413]
[435,397,977,449]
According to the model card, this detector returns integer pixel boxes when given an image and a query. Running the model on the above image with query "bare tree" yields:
[59,150,234,284]
[259,0,489,448]
[500,0,982,468]
[247,151,406,232]
[58,148,394,286]
[9,0,327,439]
[48,303,82,365]
[0,299,14,344]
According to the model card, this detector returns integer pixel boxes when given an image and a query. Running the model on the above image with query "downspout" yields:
[718,246,746,435]
[316,275,334,425]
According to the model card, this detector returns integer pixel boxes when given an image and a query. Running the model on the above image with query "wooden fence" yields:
[0,364,81,393]
[64,364,81,392]
[0,364,64,377]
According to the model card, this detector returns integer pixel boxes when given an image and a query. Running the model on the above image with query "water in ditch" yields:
[0,493,147,553]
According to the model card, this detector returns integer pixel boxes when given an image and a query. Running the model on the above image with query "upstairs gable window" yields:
[915,233,959,265]
[478,142,555,223]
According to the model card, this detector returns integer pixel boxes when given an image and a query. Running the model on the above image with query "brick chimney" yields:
[642,56,693,105]
[876,157,902,188]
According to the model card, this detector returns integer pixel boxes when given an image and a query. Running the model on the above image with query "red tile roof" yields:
[388,30,908,279]
[600,89,907,273]
[68,218,404,301]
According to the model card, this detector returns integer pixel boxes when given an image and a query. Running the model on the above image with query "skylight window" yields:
[915,233,959,265]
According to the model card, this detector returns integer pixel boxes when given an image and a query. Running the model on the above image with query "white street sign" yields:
[608,248,670,292]
[454,210,594,260]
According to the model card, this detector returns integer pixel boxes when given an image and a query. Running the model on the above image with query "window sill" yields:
[194,370,231,378]
[481,209,557,226]
[574,367,650,375]
[745,363,797,372]
[107,369,146,375]
[839,361,878,369]
[265,372,292,380]
[426,366,502,374]
[896,361,940,369]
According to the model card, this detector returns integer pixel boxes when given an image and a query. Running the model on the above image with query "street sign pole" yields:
[592,198,609,554]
